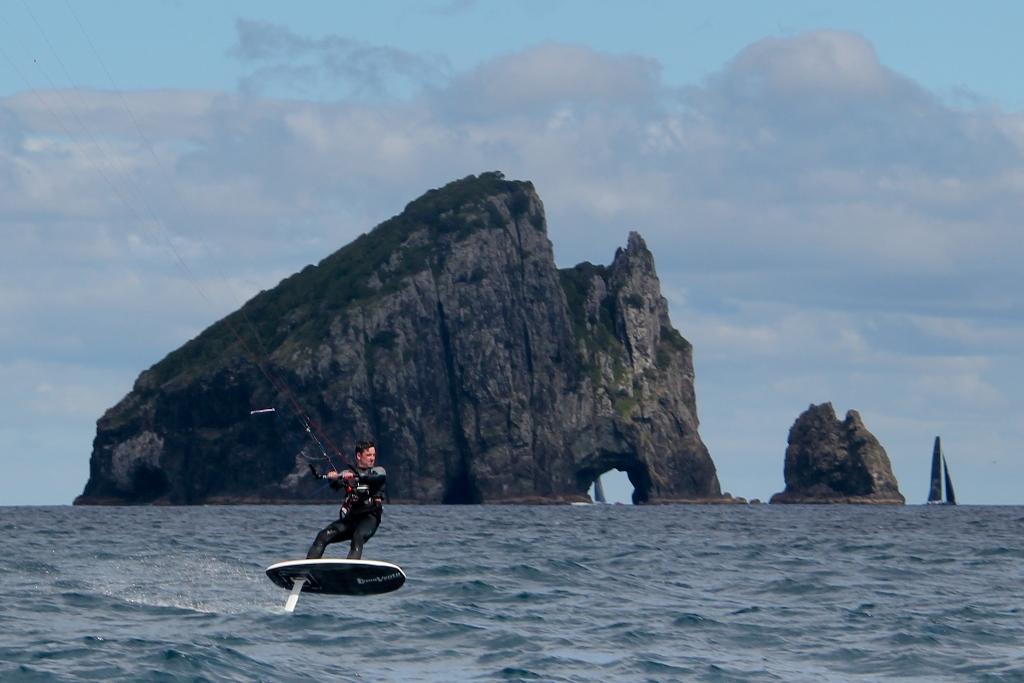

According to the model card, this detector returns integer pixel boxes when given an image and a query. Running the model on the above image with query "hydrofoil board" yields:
[266,559,405,612]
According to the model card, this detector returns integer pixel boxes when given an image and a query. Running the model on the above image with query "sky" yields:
[2,1,1023,505]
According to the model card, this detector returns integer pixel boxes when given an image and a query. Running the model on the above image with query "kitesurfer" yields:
[306,440,387,560]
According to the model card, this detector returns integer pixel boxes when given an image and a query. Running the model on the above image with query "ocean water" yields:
[1,504,1021,682]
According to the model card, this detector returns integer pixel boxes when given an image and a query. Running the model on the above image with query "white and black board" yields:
[266,559,405,612]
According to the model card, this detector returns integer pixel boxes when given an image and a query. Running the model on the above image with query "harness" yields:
[340,470,384,519]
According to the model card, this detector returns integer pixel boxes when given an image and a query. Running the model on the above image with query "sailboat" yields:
[926,436,957,505]
[593,474,607,504]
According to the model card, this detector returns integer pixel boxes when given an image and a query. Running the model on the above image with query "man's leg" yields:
[306,520,352,559]
[346,515,380,560]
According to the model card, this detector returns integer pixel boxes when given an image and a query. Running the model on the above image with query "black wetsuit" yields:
[306,465,386,560]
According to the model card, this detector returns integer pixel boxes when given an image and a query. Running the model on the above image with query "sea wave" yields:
[0,504,1021,681]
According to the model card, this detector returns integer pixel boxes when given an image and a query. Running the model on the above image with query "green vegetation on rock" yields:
[149,172,534,387]
[558,262,628,378]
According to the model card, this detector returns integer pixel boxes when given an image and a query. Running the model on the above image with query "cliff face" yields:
[76,172,721,505]
[770,403,904,504]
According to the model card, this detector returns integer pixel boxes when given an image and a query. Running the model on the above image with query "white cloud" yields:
[726,31,895,97]
[907,367,1001,407]
[442,43,662,117]
[1,359,128,419]
[8,29,1017,303]
[230,19,450,98]
[903,314,1024,350]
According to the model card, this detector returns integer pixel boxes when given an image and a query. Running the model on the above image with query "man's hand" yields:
[341,470,357,482]
[326,470,340,481]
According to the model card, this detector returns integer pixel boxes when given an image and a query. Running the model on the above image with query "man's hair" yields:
[355,440,375,455]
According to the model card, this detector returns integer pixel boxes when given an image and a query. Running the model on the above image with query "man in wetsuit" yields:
[306,440,386,560]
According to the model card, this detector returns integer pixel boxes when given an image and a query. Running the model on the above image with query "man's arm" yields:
[359,466,386,492]
[323,466,356,489]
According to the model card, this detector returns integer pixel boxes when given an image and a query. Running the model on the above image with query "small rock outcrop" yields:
[770,403,904,504]
[75,172,724,505]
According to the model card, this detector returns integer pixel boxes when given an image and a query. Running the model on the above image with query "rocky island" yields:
[770,403,905,504]
[76,172,727,505]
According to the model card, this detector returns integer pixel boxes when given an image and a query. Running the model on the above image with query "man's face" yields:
[356,447,376,469]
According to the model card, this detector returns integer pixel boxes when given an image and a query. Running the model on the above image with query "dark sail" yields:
[943,459,957,505]
[927,436,943,503]
[593,475,607,504]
